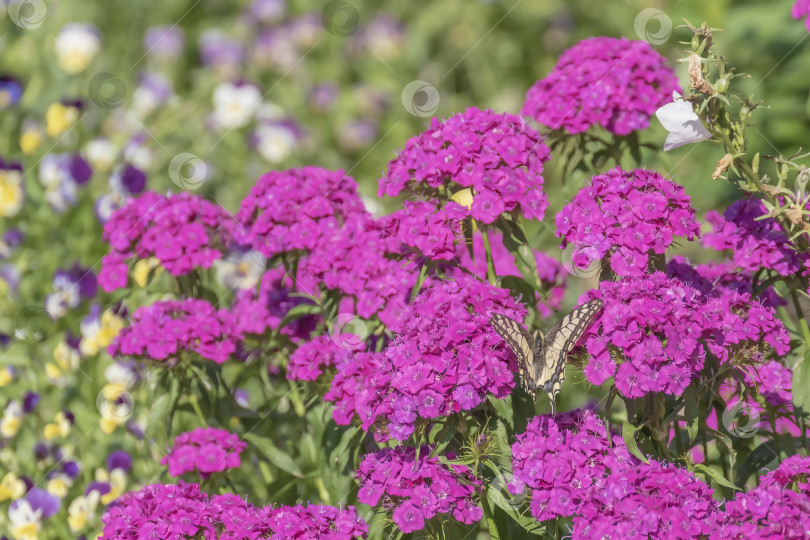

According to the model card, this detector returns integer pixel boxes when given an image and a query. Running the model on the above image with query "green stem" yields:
[479,489,502,540]
[790,289,810,345]
[188,392,207,425]
[480,227,497,285]
[410,262,428,300]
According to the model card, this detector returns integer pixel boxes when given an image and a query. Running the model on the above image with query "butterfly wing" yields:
[489,314,536,397]
[537,299,603,414]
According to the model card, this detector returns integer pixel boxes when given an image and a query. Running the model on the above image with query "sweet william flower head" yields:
[556,167,700,278]
[379,107,550,223]
[793,0,810,31]
[161,427,247,479]
[356,446,483,532]
[579,271,790,398]
[703,197,806,276]
[325,273,526,441]
[709,455,810,538]
[109,298,244,364]
[99,481,368,538]
[523,37,680,135]
[99,191,237,291]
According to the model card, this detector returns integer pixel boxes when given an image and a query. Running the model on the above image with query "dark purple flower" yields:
[0,76,23,108]
[119,164,146,194]
[24,487,61,518]
[107,450,132,472]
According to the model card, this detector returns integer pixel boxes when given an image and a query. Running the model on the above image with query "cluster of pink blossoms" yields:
[355,446,482,533]
[666,256,785,309]
[230,267,321,342]
[556,167,700,277]
[99,191,237,291]
[286,335,355,381]
[109,298,243,364]
[710,455,810,538]
[793,0,810,31]
[325,274,525,441]
[379,107,550,224]
[511,410,717,539]
[579,272,789,398]
[100,481,368,539]
[574,459,717,539]
[510,410,632,522]
[521,37,679,135]
[236,167,415,324]
[161,427,247,479]
[236,167,366,259]
[703,198,805,276]
[381,200,468,261]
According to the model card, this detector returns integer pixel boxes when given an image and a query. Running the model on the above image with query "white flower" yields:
[255,123,296,163]
[212,82,262,129]
[214,251,265,290]
[655,91,712,151]
[55,24,101,74]
[9,499,41,540]
[84,139,117,172]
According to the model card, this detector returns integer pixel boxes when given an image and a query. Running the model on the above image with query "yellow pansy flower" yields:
[43,411,71,440]
[68,490,100,532]
[80,308,125,356]
[132,257,161,288]
[45,102,80,138]
[55,24,101,74]
[19,129,42,155]
[46,473,72,498]
[1,401,22,438]
[96,468,126,505]
[0,472,25,501]
[0,168,24,218]
[0,367,12,387]
[99,416,118,434]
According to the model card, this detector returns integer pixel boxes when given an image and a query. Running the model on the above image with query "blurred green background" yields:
[3,0,808,214]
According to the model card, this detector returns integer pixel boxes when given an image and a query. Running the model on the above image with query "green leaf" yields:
[276,303,321,331]
[792,343,810,417]
[703,424,737,470]
[488,395,514,431]
[499,276,536,308]
[621,421,649,463]
[429,416,458,458]
[736,438,802,486]
[487,487,545,535]
[685,396,700,444]
[244,432,303,478]
[693,464,740,491]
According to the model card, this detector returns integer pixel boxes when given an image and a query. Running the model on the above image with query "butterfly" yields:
[489,299,603,414]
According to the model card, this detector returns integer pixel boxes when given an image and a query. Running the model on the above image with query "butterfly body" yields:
[490,299,603,414]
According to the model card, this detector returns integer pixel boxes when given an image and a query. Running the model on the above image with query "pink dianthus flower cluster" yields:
[99,191,237,291]
[100,481,368,539]
[109,298,244,364]
[556,167,700,278]
[355,446,482,533]
[325,274,525,441]
[379,107,550,224]
[521,37,679,135]
[161,427,247,479]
